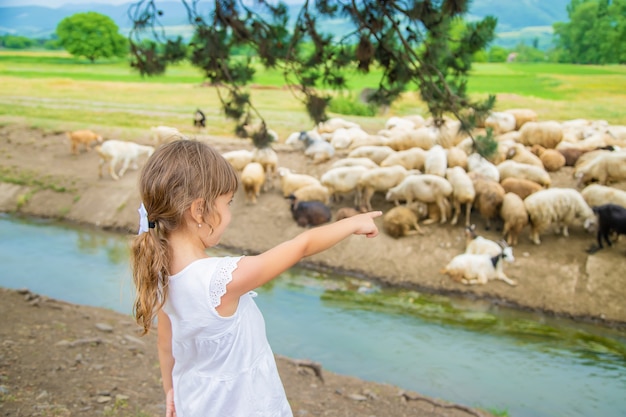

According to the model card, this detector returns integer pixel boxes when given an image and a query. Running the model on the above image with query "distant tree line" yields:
[0,34,61,50]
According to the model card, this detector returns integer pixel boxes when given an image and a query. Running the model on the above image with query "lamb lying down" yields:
[441,245,517,286]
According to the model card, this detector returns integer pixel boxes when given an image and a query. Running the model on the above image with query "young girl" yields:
[130,140,381,417]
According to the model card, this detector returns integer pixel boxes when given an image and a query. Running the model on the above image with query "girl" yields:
[130,140,381,417]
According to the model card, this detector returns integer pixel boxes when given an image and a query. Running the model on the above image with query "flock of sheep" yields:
[66,108,626,287]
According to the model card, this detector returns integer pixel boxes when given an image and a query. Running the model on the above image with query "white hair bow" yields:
[138,203,150,235]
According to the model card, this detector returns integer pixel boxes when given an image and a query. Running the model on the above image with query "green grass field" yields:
[0,50,624,140]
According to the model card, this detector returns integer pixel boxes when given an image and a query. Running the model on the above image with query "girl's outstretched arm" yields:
[227,211,382,299]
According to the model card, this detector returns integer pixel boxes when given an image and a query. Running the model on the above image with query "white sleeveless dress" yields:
[163,256,293,417]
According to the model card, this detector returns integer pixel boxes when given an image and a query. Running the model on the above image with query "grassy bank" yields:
[0,50,624,140]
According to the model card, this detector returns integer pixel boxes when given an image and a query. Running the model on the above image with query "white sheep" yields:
[383,206,423,238]
[383,126,438,151]
[518,121,563,149]
[150,125,188,145]
[347,145,396,165]
[500,177,543,201]
[252,146,278,191]
[277,167,322,197]
[485,111,517,135]
[580,184,626,209]
[504,108,538,130]
[317,117,360,134]
[291,183,330,205]
[222,149,254,172]
[320,165,368,205]
[445,146,468,170]
[285,131,335,164]
[506,143,544,168]
[573,151,626,186]
[348,134,390,150]
[241,162,266,204]
[424,144,447,177]
[385,174,453,224]
[500,192,528,246]
[358,165,409,211]
[380,147,427,170]
[497,160,551,187]
[464,224,502,256]
[467,153,500,182]
[524,188,596,245]
[329,127,370,150]
[445,167,475,226]
[441,245,517,286]
[331,157,379,170]
[96,140,155,181]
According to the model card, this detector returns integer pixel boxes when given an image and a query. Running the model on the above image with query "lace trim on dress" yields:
[208,257,242,309]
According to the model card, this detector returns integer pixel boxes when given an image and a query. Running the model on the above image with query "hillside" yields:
[0,0,570,49]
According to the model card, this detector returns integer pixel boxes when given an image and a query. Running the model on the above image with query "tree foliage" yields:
[128,0,498,146]
[553,0,626,64]
[56,12,128,63]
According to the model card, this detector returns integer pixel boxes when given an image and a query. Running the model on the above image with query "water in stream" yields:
[1,214,625,417]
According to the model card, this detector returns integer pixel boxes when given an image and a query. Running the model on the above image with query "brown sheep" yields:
[500,192,528,246]
[67,129,103,155]
[335,207,363,221]
[469,172,505,230]
[531,144,566,172]
[383,206,423,238]
[500,177,543,201]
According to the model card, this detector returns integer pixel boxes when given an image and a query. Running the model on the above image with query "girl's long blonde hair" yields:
[130,140,238,334]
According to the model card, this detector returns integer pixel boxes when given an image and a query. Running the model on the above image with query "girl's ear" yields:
[189,198,205,224]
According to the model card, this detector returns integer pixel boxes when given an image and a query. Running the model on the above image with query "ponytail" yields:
[130,227,170,335]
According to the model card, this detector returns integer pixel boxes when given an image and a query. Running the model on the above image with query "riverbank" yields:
[1,122,625,327]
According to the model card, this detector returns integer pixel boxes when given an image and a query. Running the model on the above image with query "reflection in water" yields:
[1,214,626,417]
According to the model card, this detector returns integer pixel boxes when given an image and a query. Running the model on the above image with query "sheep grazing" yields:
[380,147,427,170]
[574,151,626,186]
[317,117,360,134]
[500,177,543,201]
[497,160,551,188]
[383,206,423,238]
[467,153,500,182]
[441,244,517,286]
[320,165,368,205]
[150,125,187,145]
[287,195,331,227]
[67,129,103,155]
[424,145,447,177]
[468,172,506,230]
[96,140,155,181]
[385,174,453,224]
[530,144,566,172]
[357,165,409,211]
[331,157,379,170]
[252,146,278,190]
[286,131,335,164]
[500,192,528,246]
[581,184,626,209]
[523,188,596,245]
[384,126,438,151]
[335,206,362,221]
[506,143,544,168]
[347,145,396,165]
[222,149,254,172]
[518,120,564,149]
[445,167,475,226]
[484,111,517,135]
[558,147,587,167]
[445,146,468,170]
[277,167,321,198]
[587,203,626,254]
[241,162,265,204]
[504,108,538,130]
[292,183,330,205]
[464,224,502,256]
[193,109,206,128]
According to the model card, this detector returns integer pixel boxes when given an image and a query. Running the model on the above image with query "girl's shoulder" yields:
[169,256,243,280]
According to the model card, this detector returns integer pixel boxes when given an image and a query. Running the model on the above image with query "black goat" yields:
[193,109,206,128]
[587,203,626,254]
[287,195,331,227]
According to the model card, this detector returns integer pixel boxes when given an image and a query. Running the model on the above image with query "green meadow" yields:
[0,50,624,140]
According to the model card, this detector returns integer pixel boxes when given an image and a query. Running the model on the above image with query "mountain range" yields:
[0,0,571,50]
